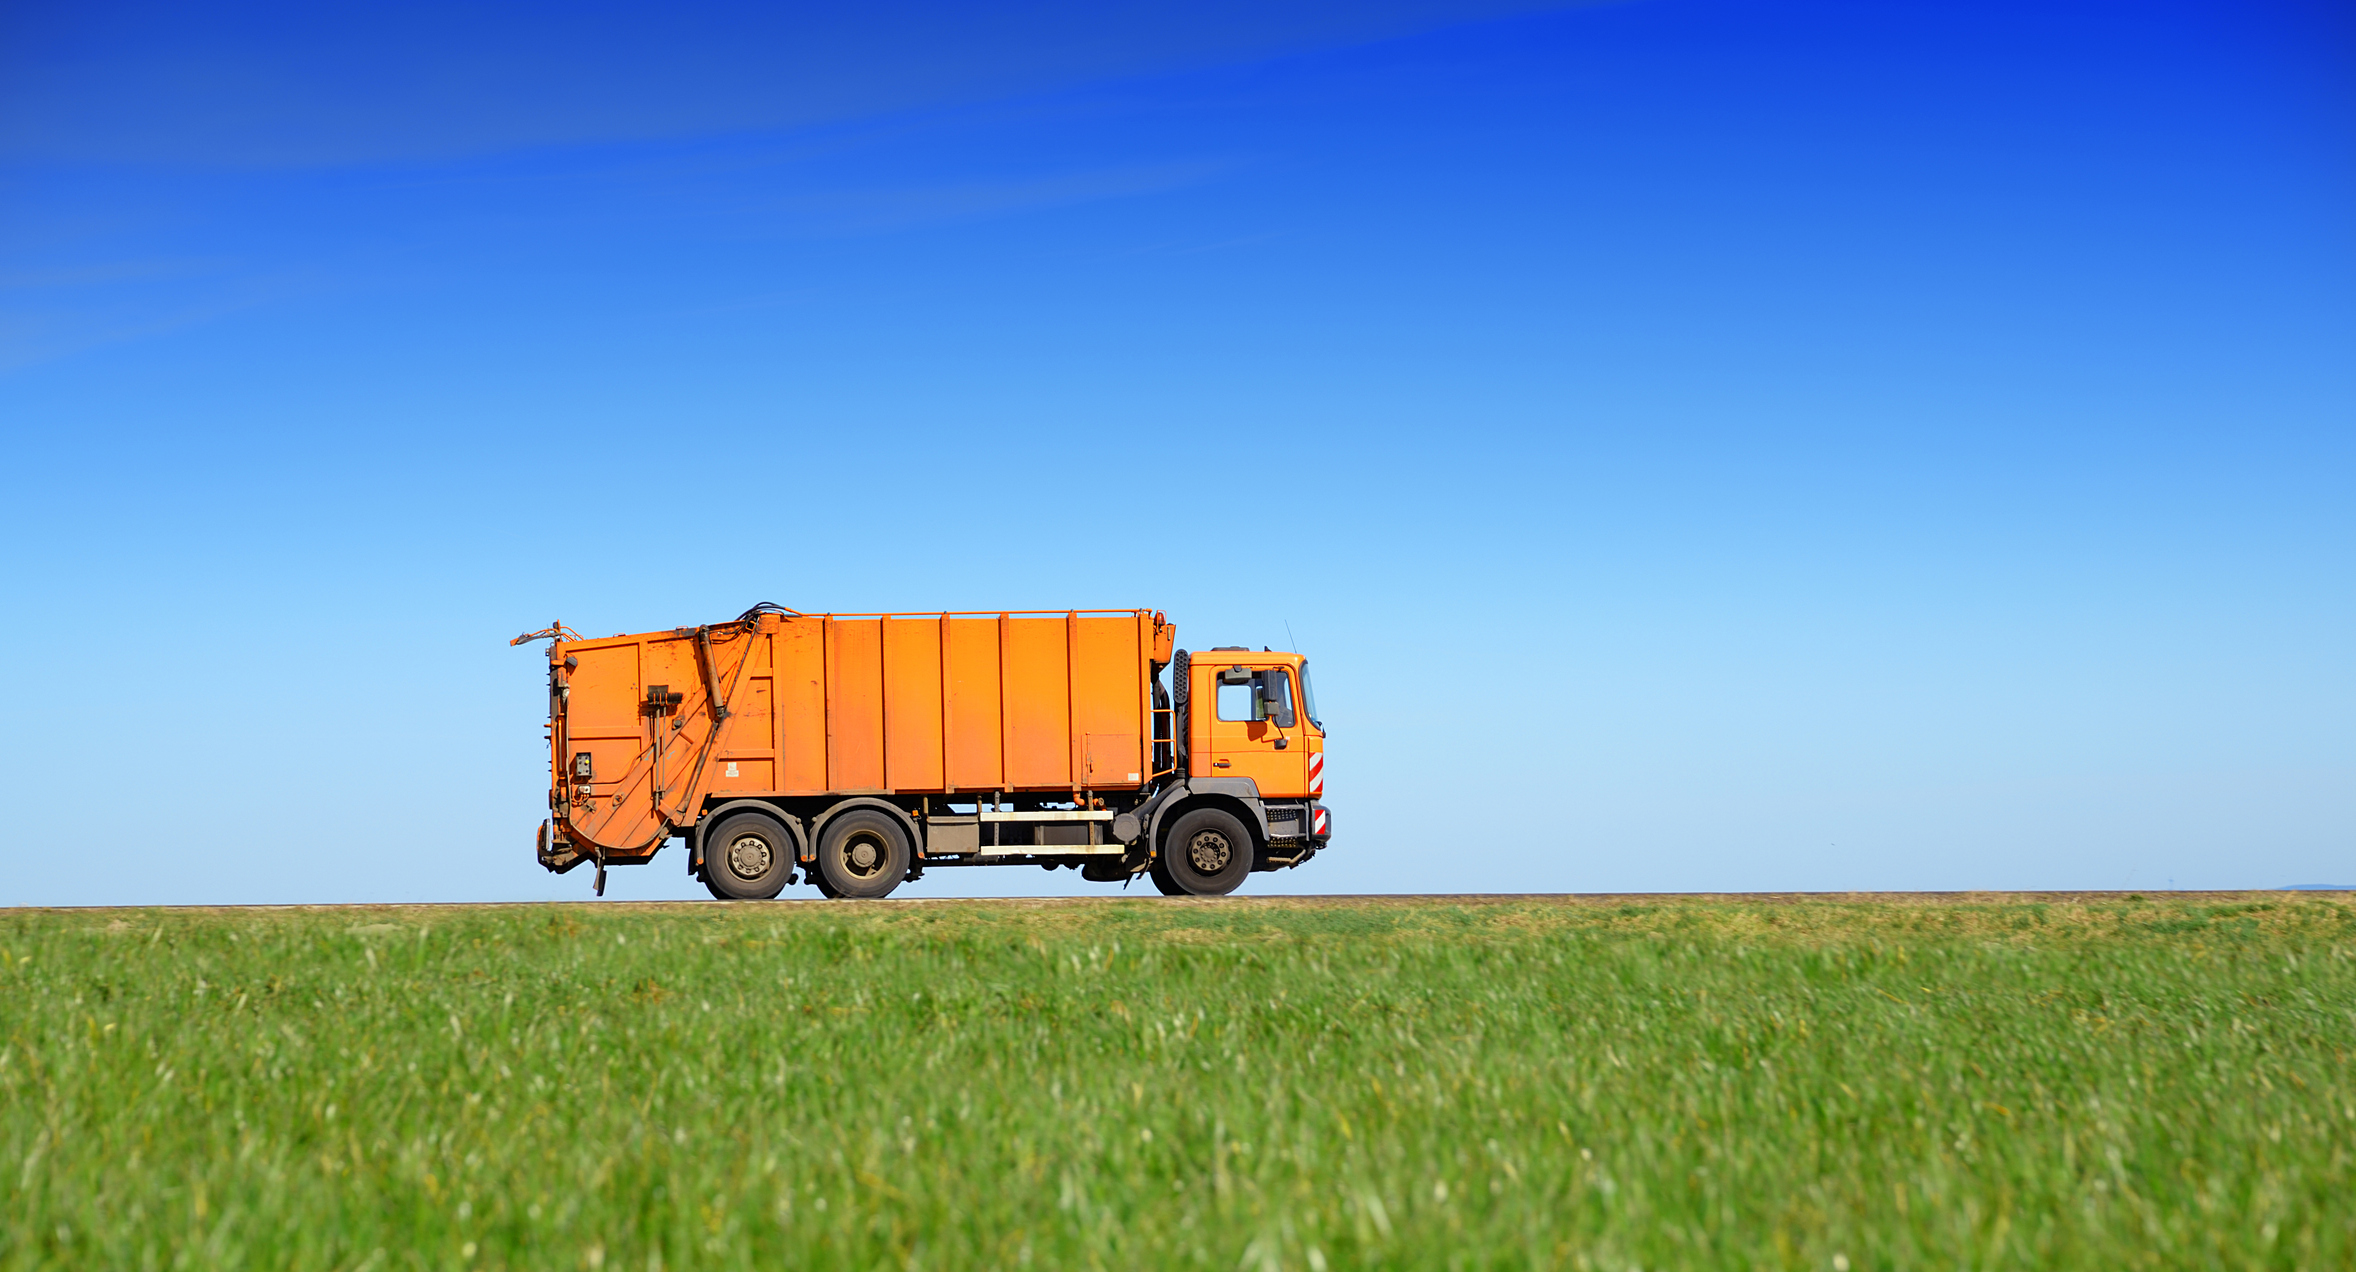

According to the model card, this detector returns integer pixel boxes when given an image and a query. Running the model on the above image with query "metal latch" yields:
[644,685,685,716]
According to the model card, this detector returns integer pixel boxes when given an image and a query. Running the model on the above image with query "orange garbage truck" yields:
[514,604,1331,899]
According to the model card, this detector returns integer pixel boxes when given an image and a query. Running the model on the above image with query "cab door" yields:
[1201,658,1311,797]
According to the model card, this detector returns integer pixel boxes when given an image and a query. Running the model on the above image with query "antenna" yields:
[1284,617,1299,653]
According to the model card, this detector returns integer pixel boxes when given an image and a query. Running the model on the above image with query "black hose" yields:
[736,601,804,627]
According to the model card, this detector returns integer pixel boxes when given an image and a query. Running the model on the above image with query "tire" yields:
[1160,807,1251,897]
[816,808,911,900]
[1147,856,1186,896]
[702,813,794,900]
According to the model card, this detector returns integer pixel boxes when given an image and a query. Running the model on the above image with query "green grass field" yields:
[3,894,2350,1270]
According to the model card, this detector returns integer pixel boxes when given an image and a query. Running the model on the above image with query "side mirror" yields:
[1258,669,1296,728]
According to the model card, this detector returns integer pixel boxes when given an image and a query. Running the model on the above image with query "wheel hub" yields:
[848,840,880,873]
[1187,830,1231,874]
[725,834,772,880]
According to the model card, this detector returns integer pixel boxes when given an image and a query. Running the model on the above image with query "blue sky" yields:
[2,0,2349,904]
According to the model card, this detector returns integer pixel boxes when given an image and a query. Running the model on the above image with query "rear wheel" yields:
[1160,808,1251,897]
[817,808,911,900]
[702,813,793,900]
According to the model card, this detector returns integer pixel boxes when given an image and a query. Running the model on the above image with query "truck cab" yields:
[1189,649,1324,801]
[1127,646,1331,894]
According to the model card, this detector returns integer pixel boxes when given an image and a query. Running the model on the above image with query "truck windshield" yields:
[1298,661,1322,730]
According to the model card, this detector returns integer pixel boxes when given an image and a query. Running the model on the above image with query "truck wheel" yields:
[1160,808,1251,897]
[1147,856,1186,896]
[703,813,793,900]
[816,809,910,900]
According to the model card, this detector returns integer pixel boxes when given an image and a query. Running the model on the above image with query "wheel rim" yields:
[725,833,773,881]
[1186,829,1232,875]
[842,833,886,879]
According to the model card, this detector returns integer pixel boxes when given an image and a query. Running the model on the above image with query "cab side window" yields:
[1215,669,1295,725]
[1217,682,1256,722]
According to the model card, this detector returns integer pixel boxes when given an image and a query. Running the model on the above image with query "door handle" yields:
[1213,759,1232,768]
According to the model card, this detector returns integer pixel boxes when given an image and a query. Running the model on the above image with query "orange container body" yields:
[547,609,1175,861]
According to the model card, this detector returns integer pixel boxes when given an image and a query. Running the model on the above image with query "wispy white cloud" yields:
[759,158,1233,234]
[0,258,231,290]
[0,0,1603,168]
[0,268,308,373]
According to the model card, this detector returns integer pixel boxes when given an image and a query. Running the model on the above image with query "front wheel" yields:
[1159,808,1251,897]
[1147,856,1186,895]
[702,813,793,900]
[816,809,911,900]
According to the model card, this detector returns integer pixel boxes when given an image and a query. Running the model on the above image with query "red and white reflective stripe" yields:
[1308,752,1324,795]
[1312,808,1328,835]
